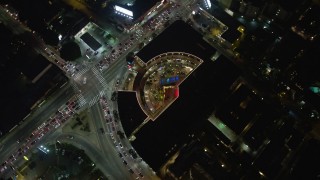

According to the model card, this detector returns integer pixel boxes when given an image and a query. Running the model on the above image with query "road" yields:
[0,83,74,162]
[21,128,118,180]
[0,0,198,179]
[0,3,142,178]
[0,5,30,34]
[90,103,132,179]
[94,96,159,180]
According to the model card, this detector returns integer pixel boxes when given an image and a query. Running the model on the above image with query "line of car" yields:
[2,1,181,175]
[1,98,81,174]
[96,29,137,72]
[99,96,144,179]
[96,4,176,73]
[44,47,79,77]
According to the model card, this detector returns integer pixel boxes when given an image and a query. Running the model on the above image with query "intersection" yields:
[0,0,211,179]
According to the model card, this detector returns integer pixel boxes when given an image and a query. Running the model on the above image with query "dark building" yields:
[0,24,67,136]
[119,21,241,175]
[131,57,240,171]
[137,20,217,62]
[207,3,244,46]
[80,32,102,51]
[119,17,320,179]
[117,91,147,136]
[106,0,164,30]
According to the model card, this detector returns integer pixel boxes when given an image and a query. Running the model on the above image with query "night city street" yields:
[0,0,320,179]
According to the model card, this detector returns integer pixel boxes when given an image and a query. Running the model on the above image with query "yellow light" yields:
[23,156,29,161]
[259,171,265,176]
[237,26,245,33]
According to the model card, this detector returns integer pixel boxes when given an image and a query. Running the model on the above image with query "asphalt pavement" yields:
[0,83,74,164]
[0,1,199,179]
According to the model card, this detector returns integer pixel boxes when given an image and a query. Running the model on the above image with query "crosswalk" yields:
[77,93,87,107]
[92,67,109,90]
[70,81,80,93]
[71,67,111,109]
[73,67,90,80]
[75,90,104,109]
[87,90,106,107]
[88,95,100,107]
[75,90,106,108]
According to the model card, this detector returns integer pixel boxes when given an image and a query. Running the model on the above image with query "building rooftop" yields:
[131,57,240,170]
[136,20,216,63]
[80,32,102,51]
[209,6,243,43]
[117,91,147,136]
[112,0,160,21]
[124,21,241,170]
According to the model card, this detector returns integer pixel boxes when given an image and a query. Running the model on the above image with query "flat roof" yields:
[80,32,101,51]
[209,6,243,42]
[136,20,216,63]
[112,0,159,21]
[215,84,256,134]
[221,29,242,43]
[132,58,240,170]
[210,6,242,30]
[130,21,240,170]
[21,54,49,80]
[130,0,159,21]
[117,91,147,136]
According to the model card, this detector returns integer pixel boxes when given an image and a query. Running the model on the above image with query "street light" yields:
[23,156,29,161]
[38,145,50,154]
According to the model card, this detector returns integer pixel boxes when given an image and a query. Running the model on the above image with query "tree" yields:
[193,13,201,20]
[117,131,125,139]
[42,29,59,46]
[60,41,81,61]
[152,33,157,38]
[105,34,112,40]
[138,42,144,49]
[164,21,170,27]
[126,52,135,64]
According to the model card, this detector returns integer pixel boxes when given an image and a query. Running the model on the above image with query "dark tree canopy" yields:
[42,29,59,46]
[126,52,135,64]
[60,41,81,61]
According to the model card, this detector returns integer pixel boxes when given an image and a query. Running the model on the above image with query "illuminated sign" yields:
[310,86,320,94]
[114,5,133,17]
[160,76,179,86]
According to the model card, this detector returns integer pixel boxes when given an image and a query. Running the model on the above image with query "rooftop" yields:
[209,5,243,42]
[80,32,102,51]
[112,0,160,21]
[136,20,216,63]
[117,91,148,136]
[132,57,240,170]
